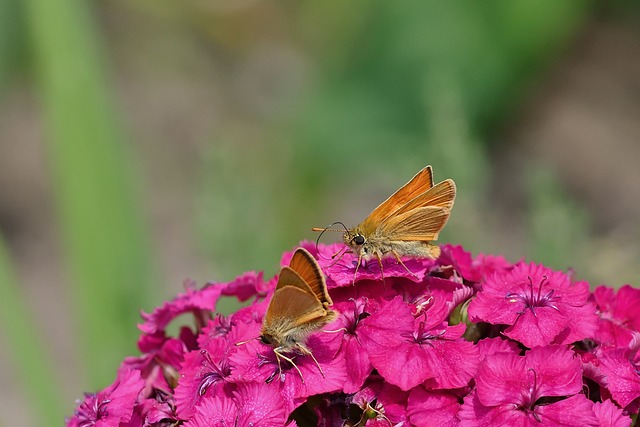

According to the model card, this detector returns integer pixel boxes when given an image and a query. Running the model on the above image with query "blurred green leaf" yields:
[527,167,590,276]
[24,0,154,386]
[0,235,64,424]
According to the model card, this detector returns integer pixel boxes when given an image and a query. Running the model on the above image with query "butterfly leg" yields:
[296,343,325,378]
[274,347,305,384]
[352,255,363,285]
[375,252,386,286]
[392,250,419,280]
[327,247,351,268]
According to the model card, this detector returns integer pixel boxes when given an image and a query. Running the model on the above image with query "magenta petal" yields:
[553,301,599,345]
[525,346,583,397]
[599,348,640,409]
[592,399,631,427]
[504,307,568,347]
[340,333,373,393]
[475,351,528,406]
[535,394,598,426]
[215,271,268,302]
[234,382,288,426]
[468,290,520,325]
[459,391,529,427]
[476,337,520,360]
[439,244,482,282]
[184,393,236,427]
[407,386,460,427]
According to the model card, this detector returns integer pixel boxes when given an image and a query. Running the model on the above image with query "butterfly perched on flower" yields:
[259,247,337,382]
[314,166,456,282]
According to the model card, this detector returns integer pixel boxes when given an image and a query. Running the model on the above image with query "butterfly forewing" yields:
[287,248,332,305]
[360,166,435,232]
[378,206,451,241]
[382,179,456,223]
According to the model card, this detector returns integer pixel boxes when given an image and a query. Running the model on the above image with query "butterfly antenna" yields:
[313,221,349,260]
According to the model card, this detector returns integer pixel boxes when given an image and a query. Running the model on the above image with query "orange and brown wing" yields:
[287,248,332,305]
[263,285,328,330]
[378,206,451,241]
[359,166,435,233]
[381,178,456,222]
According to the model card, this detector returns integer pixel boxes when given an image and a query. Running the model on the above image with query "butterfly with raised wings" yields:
[314,166,456,283]
[259,247,336,383]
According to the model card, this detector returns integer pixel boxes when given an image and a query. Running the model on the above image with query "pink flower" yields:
[183,382,287,427]
[322,298,374,393]
[359,295,479,390]
[459,346,598,426]
[230,332,346,408]
[592,399,631,427]
[468,262,598,348]
[122,332,188,395]
[593,285,640,347]
[598,347,640,411]
[66,242,640,425]
[67,369,145,427]
[173,345,233,420]
[139,279,222,335]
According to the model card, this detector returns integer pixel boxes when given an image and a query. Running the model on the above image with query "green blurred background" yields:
[1,0,640,425]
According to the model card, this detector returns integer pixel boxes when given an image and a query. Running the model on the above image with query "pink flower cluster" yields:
[67,242,640,426]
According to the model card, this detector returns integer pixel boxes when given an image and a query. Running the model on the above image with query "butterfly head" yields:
[343,228,368,256]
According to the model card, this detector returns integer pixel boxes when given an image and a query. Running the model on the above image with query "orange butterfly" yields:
[314,166,456,282]
[259,247,336,383]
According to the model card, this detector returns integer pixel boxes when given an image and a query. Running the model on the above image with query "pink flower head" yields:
[359,295,479,390]
[67,369,145,427]
[139,279,222,336]
[459,345,597,426]
[66,241,640,425]
[593,285,640,347]
[184,382,287,427]
[468,262,598,348]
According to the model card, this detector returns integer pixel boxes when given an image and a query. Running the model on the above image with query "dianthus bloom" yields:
[66,243,636,426]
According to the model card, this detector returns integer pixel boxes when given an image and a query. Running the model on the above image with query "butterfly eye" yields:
[353,235,365,245]
[260,335,271,345]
